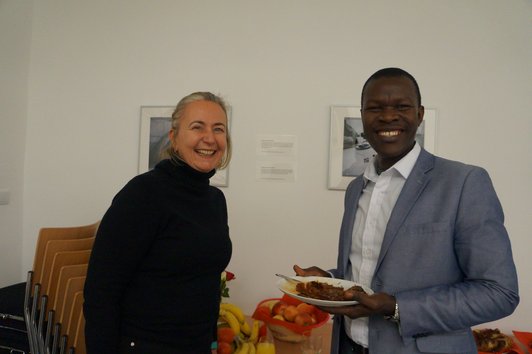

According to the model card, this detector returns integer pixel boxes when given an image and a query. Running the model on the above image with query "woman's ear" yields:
[168,129,177,151]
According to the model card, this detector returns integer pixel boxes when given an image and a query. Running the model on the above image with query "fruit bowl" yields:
[252,294,330,343]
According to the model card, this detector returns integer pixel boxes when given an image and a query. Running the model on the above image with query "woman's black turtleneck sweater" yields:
[84,159,232,353]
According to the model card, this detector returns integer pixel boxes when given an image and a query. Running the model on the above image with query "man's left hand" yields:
[318,291,396,319]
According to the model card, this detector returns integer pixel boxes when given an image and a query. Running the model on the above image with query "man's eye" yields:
[365,107,381,112]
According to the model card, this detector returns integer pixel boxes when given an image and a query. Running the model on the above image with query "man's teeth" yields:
[197,149,215,156]
[379,131,400,137]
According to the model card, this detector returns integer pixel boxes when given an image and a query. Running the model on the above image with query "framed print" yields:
[138,106,231,187]
[328,105,436,190]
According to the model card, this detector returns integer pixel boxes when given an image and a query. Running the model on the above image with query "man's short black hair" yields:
[361,67,422,106]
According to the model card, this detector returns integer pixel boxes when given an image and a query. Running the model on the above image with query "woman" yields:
[84,92,232,354]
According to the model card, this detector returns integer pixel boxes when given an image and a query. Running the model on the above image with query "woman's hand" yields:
[293,264,330,277]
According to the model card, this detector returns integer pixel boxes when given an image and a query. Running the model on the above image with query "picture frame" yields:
[328,105,436,190]
[138,106,230,187]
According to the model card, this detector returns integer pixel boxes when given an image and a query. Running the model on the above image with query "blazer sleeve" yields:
[396,166,519,338]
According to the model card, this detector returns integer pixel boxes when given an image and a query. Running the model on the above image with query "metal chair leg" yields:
[51,323,61,354]
[44,309,55,353]
[28,283,41,354]
[37,295,48,353]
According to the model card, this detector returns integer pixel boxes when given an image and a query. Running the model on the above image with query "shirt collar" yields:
[363,142,421,183]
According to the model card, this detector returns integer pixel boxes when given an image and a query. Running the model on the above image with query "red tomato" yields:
[217,341,232,354]
[217,327,236,343]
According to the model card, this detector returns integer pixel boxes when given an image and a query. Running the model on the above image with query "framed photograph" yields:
[138,106,230,187]
[328,106,436,190]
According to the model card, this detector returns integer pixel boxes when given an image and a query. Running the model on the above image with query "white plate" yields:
[276,276,373,307]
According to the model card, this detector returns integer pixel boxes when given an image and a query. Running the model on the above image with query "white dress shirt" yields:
[345,143,421,347]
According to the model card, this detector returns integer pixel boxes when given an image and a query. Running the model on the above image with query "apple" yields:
[294,312,313,326]
[271,301,288,316]
[296,302,316,315]
[283,305,299,322]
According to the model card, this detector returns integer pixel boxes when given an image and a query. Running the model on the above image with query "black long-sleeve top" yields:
[83,159,232,353]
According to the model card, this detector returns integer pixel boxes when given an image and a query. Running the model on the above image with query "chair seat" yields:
[0,281,27,353]
[0,282,25,318]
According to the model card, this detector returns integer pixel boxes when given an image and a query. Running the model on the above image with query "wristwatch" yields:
[384,301,400,323]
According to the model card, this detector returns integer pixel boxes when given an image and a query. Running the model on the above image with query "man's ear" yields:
[417,105,425,126]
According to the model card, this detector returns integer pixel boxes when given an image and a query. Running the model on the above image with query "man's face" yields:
[361,76,424,170]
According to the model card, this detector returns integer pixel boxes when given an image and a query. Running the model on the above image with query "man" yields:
[295,68,519,354]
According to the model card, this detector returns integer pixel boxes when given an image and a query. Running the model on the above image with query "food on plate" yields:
[295,280,366,301]
[473,328,514,352]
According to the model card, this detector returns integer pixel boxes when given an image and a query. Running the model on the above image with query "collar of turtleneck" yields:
[155,159,216,191]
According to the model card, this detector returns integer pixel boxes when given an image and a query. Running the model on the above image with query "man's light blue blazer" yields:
[329,148,519,354]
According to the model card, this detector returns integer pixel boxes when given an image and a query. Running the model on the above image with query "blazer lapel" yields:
[374,149,435,273]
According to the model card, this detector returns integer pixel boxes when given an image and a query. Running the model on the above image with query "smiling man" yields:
[294,68,519,354]
[360,71,424,173]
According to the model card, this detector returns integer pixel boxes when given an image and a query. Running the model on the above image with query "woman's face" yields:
[170,100,227,173]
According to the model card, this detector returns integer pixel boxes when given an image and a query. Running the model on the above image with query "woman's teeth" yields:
[197,149,215,156]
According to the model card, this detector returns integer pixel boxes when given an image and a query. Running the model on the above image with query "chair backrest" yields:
[58,277,86,336]
[64,290,84,350]
[44,250,91,308]
[51,263,88,314]
[39,238,94,295]
[73,311,86,354]
[32,221,99,284]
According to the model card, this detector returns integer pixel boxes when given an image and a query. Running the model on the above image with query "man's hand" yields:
[293,264,330,278]
[318,291,396,319]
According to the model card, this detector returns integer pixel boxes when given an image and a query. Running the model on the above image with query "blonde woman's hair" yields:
[164,92,232,169]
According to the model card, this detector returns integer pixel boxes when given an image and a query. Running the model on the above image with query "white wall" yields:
[0,0,32,286]
[2,0,530,332]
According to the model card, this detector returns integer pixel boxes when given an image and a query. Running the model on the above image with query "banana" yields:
[241,320,251,336]
[219,308,240,336]
[220,303,246,324]
[235,342,250,354]
[248,320,260,344]
[248,342,256,354]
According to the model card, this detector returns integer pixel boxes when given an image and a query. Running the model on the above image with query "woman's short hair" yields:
[165,91,232,169]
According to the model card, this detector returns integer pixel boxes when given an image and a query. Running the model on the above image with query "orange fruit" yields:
[217,327,236,343]
[217,341,232,354]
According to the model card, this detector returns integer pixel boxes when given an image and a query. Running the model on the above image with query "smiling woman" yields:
[84,92,234,354]
[169,100,228,173]
[166,92,232,172]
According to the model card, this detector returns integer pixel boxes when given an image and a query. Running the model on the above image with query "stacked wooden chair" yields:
[1,221,98,354]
